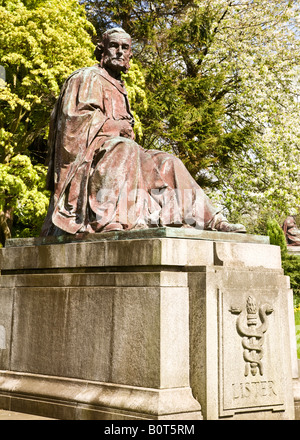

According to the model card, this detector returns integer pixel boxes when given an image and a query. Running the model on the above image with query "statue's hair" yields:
[94,28,132,62]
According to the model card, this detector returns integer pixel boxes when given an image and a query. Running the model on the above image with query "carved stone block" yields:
[189,263,296,420]
[220,290,287,416]
[0,228,297,419]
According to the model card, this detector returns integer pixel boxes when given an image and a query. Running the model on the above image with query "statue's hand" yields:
[120,126,135,139]
[118,120,134,139]
[103,119,134,139]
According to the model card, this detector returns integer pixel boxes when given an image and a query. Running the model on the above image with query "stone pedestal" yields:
[0,228,296,420]
[287,246,300,256]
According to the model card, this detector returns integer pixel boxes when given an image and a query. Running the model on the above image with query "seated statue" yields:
[41,28,246,236]
[282,216,300,246]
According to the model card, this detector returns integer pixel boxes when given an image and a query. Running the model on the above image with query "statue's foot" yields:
[215,221,246,233]
[102,222,123,232]
[207,212,246,233]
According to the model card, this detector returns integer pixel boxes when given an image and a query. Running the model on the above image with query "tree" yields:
[266,219,300,302]
[0,0,96,243]
[84,0,300,227]
[0,154,49,243]
[3,0,300,241]
[202,0,300,232]
[85,1,256,184]
[266,219,287,255]
[122,60,149,139]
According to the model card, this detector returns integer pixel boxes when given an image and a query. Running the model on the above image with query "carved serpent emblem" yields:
[230,296,273,377]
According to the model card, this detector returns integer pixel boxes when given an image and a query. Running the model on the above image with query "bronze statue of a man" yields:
[41,28,245,236]
[282,216,300,246]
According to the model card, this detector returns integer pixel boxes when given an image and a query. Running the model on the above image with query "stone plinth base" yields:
[293,360,300,420]
[0,228,296,420]
[287,246,300,256]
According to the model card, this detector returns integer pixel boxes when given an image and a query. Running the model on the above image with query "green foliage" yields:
[0,0,96,239]
[136,4,256,186]
[282,255,300,301]
[1,0,300,240]
[0,154,49,237]
[266,219,287,255]
[85,0,257,186]
[85,0,300,210]
[84,0,187,40]
[0,0,150,240]
[141,64,254,186]
[85,0,300,239]
[266,219,300,301]
[122,61,148,140]
[0,0,96,158]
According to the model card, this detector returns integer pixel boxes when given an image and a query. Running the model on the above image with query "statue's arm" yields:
[58,69,111,150]
[101,118,134,139]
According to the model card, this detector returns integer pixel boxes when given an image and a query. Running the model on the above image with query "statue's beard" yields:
[102,54,130,74]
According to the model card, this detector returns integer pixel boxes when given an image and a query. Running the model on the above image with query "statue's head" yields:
[94,28,132,74]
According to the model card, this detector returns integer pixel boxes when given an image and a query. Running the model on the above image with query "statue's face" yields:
[102,33,132,74]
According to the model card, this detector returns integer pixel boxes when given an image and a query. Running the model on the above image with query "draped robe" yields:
[282,216,300,246]
[41,65,219,236]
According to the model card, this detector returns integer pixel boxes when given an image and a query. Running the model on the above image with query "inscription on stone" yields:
[219,290,285,417]
[232,380,277,400]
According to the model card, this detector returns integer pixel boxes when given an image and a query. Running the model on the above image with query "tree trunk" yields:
[0,209,13,247]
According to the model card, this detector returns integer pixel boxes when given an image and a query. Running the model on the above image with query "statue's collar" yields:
[94,65,127,95]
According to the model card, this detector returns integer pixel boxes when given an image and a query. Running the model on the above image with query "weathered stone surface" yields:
[189,267,296,420]
[0,371,201,420]
[214,241,281,269]
[0,229,272,272]
[5,227,269,248]
[287,246,300,256]
[0,289,13,370]
[1,285,191,391]
[0,232,296,420]
[0,409,55,420]
[293,360,300,420]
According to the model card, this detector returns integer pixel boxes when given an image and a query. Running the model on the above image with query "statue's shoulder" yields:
[66,65,103,82]
[56,66,105,101]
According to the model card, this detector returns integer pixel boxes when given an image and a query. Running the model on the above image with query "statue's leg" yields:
[88,139,165,232]
[148,151,246,233]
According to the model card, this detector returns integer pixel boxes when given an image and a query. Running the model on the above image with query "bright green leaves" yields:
[266,219,288,255]
[0,154,49,237]
[1,0,300,240]
[0,0,96,158]
[266,218,300,302]
[122,61,148,140]
[0,0,97,240]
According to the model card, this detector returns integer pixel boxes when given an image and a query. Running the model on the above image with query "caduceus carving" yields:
[230,296,273,377]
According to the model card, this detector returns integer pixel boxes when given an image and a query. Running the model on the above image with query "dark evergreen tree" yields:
[83,0,255,187]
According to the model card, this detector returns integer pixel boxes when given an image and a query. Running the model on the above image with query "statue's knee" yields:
[117,138,139,155]
[165,154,183,168]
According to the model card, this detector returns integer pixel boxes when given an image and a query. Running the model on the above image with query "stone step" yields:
[0,410,55,420]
